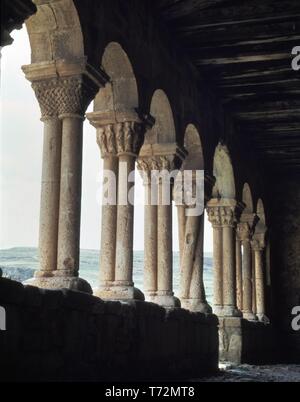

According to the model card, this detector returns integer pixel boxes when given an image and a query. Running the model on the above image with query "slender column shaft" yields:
[177,205,186,264]
[254,249,266,319]
[190,214,204,300]
[100,155,118,283]
[144,182,157,295]
[222,224,237,310]
[115,154,135,284]
[57,116,83,275]
[157,182,173,295]
[242,239,253,317]
[189,214,212,312]
[252,251,257,314]
[236,238,243,310]
[212,224,223,311]
[37,117,62,276]
[181,214,199,298]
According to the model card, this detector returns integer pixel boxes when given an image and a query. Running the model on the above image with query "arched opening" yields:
[0,27,42,279]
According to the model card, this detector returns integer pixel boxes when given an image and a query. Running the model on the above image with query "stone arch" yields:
[145,89,176,144]
[183,124,204,170]
[212,143,235,199]
[242,183,254,213]
[257,198,266,225]
[25,0,84,63]
[94,42,139,120]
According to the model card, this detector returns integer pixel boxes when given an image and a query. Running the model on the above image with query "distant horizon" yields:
[0,245,213,255]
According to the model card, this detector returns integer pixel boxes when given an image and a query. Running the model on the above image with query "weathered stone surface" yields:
[0,277,218,381]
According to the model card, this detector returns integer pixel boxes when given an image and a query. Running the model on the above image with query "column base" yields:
[257,313,270,324]
[181,299,212,314]
[154,293,181,308]
[212,305,224,316]
[220,305,242,317]
[24,274,92,294]
[243,311,258,321]
[93,284,145,301]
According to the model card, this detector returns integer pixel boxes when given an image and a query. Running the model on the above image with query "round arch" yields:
[94,42,139,117]
[183,124,204,170]
[212,143,235,199]
[257,198,266,226]
[242,183,254,213]
[26,0,84,63]
[145,89,176,144]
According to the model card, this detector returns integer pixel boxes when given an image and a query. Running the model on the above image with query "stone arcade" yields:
[0,0,300,381]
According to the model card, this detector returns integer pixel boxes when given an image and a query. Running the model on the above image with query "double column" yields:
[87,114,145,300]
[207,199,241,317]
[138,146,185,308]
[237,222,256,320]
[22,61,105,292]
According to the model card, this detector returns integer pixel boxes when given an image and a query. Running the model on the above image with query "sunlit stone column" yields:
[238,222,257,320]
[22,61,106,291]
[221,204,241,317]
[28,100,62,282]
[207,203,223,315]
[176,171,211,313]
[235,235,243,311]
[86,115,119,297]
[252,238,269,323]
[113,121,145,300]
[137,158,158,301]
[207,199,241,317]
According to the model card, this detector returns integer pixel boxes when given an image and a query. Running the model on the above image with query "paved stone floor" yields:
[193,364,300,382]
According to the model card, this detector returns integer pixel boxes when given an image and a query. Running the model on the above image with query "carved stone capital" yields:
[31,76,98,119]
[22,59,107,119]
[94,121,145,158]
[251,234,266,251]
[236,222,251,242]
[207,198,237,227]
[251,238,264,252]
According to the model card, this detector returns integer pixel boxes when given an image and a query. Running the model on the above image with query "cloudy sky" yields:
[0,27,213,252]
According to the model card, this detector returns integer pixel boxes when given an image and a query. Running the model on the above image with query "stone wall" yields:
[219,317,278,364]
[266,172,300,362]
[0,277,218,381]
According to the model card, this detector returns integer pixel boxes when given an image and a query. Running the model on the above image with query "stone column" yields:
[157,175,177,307]
[30,113,62,283]
[138,145,185,308]
[84,117,119,297]
[177,205,186,264]
[235,236,243,311]
[252,239,269,323]
[176,170,211,313]
[114,121,145,300]
[207,199,241,317]
[207,204,223,315]
[187,214,212,313]
[238,223,257,320]
[221,206,240,317]
[137,158,157,301]
[22,61,106,292]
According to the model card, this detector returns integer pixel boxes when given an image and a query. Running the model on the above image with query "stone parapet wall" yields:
[0,278,218,381]
[219,317,279,365]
